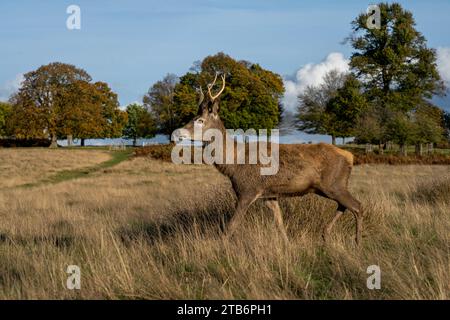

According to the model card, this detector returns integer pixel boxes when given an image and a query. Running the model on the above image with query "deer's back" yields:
[214,143,354,197]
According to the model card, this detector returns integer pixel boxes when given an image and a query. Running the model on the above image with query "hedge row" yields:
[0,138,52,148]
[135,144,450,165]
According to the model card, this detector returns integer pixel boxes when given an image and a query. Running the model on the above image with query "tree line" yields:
[297,3,449,154]
[0,53,284,147]
[0,2,449,152]
[0,63,127,147]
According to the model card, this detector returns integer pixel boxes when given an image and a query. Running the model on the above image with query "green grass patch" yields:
[20,149,132,188]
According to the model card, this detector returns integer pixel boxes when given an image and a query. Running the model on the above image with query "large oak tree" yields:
[349,2,445,146]
[9,62,126,147]
[10,63,92,147]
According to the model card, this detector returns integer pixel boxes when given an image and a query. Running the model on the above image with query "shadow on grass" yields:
[0,220,80,249]
[117,204,234,245]
[0,232,79,249]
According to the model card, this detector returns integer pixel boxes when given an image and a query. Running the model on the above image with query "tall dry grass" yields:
[0,149,448,299]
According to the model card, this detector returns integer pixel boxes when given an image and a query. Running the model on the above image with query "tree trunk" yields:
[386,141,392,151]
[415,143,423,156]
[365,143,373,154]
[49,134,58,148]
[133,137,137,147]
[331,135,336,145]
[67,135,73,147]
[378,142,384,155]
[342,137,345,145]
[427,143,434,154]
[400,144,407,156]
[81,138,85,147]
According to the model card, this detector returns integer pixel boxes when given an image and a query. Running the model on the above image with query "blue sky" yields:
[1,0,449,129]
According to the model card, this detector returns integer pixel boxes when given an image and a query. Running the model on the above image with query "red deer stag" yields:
[174,74,363,244]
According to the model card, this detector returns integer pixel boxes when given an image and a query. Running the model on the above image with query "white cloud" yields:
[437,47,450,84]
[0,74,24,101]
[280,48,450,116]
[282,52,349,113]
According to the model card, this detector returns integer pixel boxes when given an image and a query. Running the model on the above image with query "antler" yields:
[207,73,218,91]
[207,73,226,101]
[197,86,204,105]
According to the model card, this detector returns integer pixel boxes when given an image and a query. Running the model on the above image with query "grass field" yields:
[0,148,448,299]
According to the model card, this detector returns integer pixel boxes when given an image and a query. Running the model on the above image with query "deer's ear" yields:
[211,100,220,115]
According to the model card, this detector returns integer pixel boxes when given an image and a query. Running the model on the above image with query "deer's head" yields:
[174,73,226,142]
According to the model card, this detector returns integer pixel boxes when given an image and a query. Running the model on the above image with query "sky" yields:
[1,0,449,141]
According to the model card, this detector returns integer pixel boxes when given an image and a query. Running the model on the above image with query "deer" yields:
[173,73,363,245]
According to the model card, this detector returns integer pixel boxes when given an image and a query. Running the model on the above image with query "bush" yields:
[136,143,450,165]
[134,144,174,162]
[353,154,450,165]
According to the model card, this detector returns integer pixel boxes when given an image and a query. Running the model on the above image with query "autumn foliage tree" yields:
[9,63,92,147]
[8,62,127,147]
[60,81,128,146]
[0,101,11,137]
[145,53,284,135]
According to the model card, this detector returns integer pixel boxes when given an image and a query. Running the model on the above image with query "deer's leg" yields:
[322,205,344,243]
[322,206,345,243]
[225,193,260,238]
[265,199,288,242]
[321,188,363,245]
[337,190,363,246]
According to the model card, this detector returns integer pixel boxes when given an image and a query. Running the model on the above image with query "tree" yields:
[60,80,105,145]
[93,81,128,142]
[123,103,156,146]
[61,81,127,146]
[9,63,127,147]
[354,104,385,150]
[385,112,415,155]
[8,92,48,140]
[325,75,368,143]
[10,62,92,147]
[143,74,179,135]
[0,101,12,137]
[198,53,284,131]
[411,103,445,154]
[145,53,284,134]
[296,70,366,145]
[444,111,450,142]
[349,2,445,145]
[296,70,346,142]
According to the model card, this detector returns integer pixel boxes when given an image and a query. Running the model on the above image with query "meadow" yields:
[0,147,448,299]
